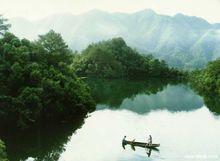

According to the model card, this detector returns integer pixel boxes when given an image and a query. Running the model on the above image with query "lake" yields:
[1,79,220,161]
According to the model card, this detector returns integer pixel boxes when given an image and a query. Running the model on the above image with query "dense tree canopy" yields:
[191,59,220,96]
[190,59,220,114]
[72,38,184,78]
[0,31,95,128]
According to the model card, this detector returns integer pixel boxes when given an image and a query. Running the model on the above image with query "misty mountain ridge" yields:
[9,9,220,68]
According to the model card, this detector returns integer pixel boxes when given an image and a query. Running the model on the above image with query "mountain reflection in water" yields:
[87,79,204,113]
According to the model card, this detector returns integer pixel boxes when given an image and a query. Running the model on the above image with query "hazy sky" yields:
[1,0,220,23]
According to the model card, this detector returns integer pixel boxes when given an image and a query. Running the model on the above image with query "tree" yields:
[0,15,11,35]
[38,30,68,53]
[37,30,73,66]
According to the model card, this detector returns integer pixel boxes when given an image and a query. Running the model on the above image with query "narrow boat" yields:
[122,136,160,150]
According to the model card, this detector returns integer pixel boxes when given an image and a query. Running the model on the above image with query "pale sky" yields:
[1,0,220,23]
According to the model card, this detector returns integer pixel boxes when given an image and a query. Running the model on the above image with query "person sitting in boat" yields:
[132,138,136,144]
[148,135,152,144]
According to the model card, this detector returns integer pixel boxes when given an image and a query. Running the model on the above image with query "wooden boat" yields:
[122,137,160,150]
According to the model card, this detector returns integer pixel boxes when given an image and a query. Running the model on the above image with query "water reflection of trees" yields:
[0,114,86,161]
[190,83,220,115]
[87,79,173,107]
[87,79,203,113]
[201,94,220,115]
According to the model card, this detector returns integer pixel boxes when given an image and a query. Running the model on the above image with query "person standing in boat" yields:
[122,136,126,149]
[148,135,152,144]
[123,136,126,144]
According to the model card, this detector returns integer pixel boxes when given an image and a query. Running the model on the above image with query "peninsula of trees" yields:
[72,38,184,79]
[191,59,220,96]
[190,59,220,114]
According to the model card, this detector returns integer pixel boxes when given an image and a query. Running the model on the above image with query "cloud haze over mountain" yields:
[2,0,220,23]
[9,9,220,68]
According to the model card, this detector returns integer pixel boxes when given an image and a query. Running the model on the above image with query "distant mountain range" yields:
[9,9,220,68]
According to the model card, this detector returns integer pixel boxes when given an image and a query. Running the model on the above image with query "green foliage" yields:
[0,31,95,129]
[0,139,8,161]
[72,37,184,79]
[37,30,73,67]
[190,59,220,114]
[191,59,220,96]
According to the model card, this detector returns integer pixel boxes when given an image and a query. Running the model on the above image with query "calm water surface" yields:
[59,108,220,161]
[2,79,220,161]
[58,80,220,161]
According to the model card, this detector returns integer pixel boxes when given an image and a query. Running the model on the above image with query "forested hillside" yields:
[191,59,220,96]
[190,59,220,114]
[9,9,220,68]
[72,37,183,78]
